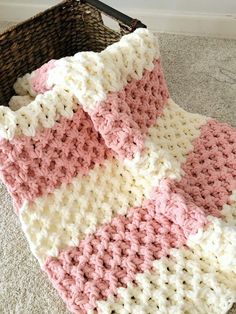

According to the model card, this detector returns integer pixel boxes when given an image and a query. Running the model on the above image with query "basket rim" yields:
[0,0,146,39]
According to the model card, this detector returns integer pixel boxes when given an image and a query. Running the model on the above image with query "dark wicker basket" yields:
[0,0,146,107]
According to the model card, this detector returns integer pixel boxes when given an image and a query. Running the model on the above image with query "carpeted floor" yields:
[0,21,236,313]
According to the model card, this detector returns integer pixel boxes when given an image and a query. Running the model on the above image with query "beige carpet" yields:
[0,22,236,313]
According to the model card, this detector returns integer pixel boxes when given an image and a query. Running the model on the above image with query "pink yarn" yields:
[31,59,56,94]
[44,179,208,313]
[176,119,236,217]
[0,107,112,212]
[90,59,169,159]
[150,179,208,237]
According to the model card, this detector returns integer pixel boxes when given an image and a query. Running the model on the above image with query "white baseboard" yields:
[127,9,236,39]
[0,1,236,39]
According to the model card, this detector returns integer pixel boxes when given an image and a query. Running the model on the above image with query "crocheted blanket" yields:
[0,29,235,314]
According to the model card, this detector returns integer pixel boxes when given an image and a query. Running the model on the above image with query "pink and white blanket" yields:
[0,28,235,314]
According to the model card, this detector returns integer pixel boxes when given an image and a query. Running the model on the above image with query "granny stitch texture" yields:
[0,29,235,314]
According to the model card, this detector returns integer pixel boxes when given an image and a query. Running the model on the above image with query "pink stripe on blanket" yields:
[0,107,112,212]
[90,59,169,159]
[44,180,207,314]
[31,59,56,94]
[176,119,236,217]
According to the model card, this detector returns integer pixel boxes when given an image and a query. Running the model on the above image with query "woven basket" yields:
[0,0,145,108]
